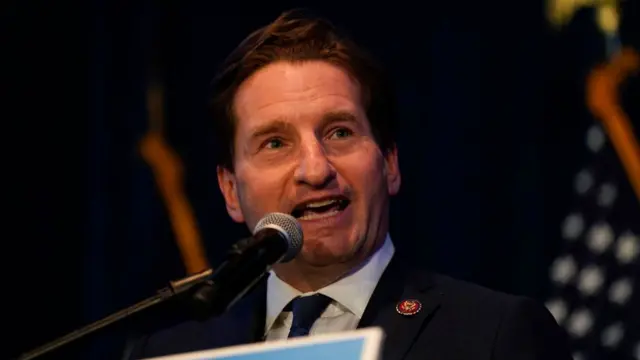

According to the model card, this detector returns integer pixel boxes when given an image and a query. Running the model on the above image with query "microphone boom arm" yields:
[15,213,301,360]
[15,269,214,360]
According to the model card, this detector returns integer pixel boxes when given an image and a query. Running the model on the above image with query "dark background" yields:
[4,1,638,359]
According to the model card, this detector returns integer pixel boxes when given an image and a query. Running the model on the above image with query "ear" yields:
[383,145,401,195]
[217,165,245,223]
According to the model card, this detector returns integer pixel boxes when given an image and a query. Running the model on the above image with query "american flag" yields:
[545,116,640,359]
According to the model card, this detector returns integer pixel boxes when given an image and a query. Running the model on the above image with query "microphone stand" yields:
[15,236,271,360]
[15,269,217,360]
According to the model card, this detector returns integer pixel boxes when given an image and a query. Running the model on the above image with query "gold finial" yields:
[595,2,620,36]
[546,0,620,35]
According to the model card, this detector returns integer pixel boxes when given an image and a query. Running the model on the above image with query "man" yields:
[126,9,572,360]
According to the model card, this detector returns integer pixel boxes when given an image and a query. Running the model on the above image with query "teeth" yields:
[299,209,340,221]
[305,199,337,208]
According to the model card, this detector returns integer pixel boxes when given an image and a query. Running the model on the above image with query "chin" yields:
[297,240,358,266]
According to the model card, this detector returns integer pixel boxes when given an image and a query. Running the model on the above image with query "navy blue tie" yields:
[287,294,332,338]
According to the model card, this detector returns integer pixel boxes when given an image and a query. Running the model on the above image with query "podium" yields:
[142,327,384,360]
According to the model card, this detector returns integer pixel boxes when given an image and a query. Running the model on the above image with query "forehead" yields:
[232,60,363,130]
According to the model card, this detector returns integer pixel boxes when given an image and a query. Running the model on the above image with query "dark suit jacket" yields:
[124,257,572,360]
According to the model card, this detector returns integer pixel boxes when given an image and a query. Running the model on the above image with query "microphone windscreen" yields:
[253,212,303,261]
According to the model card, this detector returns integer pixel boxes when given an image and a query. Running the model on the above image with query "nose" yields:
[293,137,336,188]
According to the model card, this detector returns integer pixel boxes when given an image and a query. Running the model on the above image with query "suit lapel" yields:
[249,275,268,342]
[210,258,441,359]
[208,274,268,347]
[358,258,442,360]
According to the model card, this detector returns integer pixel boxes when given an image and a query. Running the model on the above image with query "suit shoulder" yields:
[124,319,213,360]
[424,272,551,319]
[431,273,521,301]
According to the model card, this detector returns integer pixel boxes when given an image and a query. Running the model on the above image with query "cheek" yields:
[236,165,292,215]
[337,148,387,200]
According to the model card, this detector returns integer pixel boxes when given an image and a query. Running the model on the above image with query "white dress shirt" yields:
[264,234,395,340]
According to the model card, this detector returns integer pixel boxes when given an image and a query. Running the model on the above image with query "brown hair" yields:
[209,8,397,170]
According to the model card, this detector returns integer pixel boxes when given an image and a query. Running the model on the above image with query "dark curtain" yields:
[7,1,632,359]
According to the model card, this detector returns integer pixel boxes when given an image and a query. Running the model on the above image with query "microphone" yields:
[189,212,303,318]
[15,212,303,360]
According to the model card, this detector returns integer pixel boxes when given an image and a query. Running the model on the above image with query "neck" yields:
[272,261,353,293]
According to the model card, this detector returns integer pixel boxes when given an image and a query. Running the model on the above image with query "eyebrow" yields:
[249,119,293,140]
[248,111,360,141]
[319,111,359,128]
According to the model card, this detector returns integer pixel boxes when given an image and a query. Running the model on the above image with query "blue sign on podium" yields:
[143,327,384,360]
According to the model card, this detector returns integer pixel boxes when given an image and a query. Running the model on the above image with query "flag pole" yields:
[139,81,210,274]
[585,1,640,206]
[586,48,640,205]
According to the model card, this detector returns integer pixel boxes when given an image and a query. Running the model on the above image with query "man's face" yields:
[217,60,400,266]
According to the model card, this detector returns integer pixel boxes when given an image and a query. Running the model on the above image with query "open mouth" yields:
[291,196,350,221]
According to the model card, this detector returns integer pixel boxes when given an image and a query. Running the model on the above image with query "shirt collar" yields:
[265,234,395,334]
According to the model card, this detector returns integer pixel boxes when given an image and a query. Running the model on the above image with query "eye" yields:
[329,127,353,139]
[262,137,284,150]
